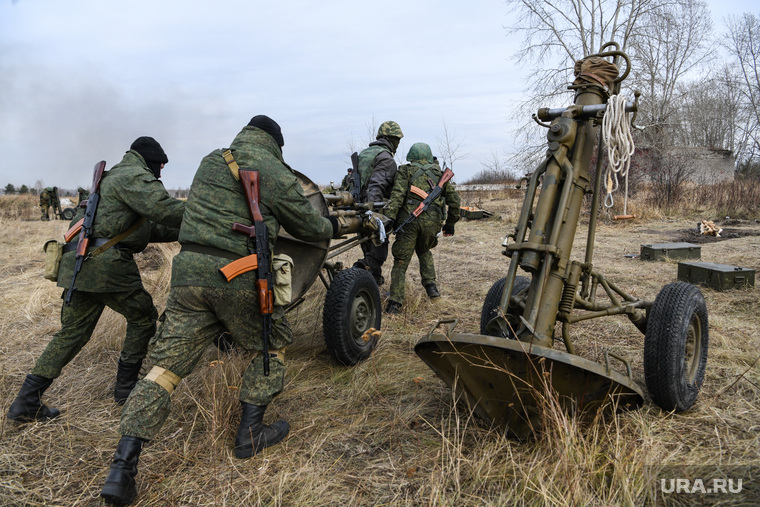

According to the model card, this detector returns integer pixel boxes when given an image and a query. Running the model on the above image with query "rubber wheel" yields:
[323,268,381,365]
[480,276,530,337]
[61,207,76,221]
[644,282,709,412]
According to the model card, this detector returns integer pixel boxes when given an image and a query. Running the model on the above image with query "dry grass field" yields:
[1,192,759,506]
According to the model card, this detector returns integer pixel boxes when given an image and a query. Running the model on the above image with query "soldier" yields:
[99,115,344,505]
[39,187,54,220]
[6,137,186,423]
[77,186,90,205]
[383,142,460,314]
[349,120,403,285]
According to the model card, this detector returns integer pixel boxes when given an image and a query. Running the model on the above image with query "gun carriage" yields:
[274,172,389,366]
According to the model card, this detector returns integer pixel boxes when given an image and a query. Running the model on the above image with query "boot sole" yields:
[234,426,290,459]
[101,483,136,505]
[7,410,60,423]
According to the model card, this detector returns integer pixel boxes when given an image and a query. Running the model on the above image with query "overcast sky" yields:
[0,0,756,191]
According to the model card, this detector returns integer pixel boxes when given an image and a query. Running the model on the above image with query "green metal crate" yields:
[677,261,755,291]
[640,242,701,261]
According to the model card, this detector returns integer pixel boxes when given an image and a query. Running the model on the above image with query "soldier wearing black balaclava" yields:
[6,136,185,424]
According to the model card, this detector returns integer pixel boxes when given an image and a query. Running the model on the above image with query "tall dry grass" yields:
[0,192,759,505]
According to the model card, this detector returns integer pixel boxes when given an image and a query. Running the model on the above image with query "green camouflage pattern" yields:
[405,142,433,163]
[386,144,460,305]
[385,160,460,226]
[119,125,334,441]
[120,286,290,440]
[172,126,333,289]
[376,120,404,139]
[77,187,89,205]
[388,215,441,304]
[39,188,53,220]
[57,150,185,292]
[31,288,158,379]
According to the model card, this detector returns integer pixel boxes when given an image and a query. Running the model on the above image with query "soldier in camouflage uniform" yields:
[348,121,403,285]
[100,116,343,505]
[77,187,90,205]
[384,142,460,314]
[39,187,54,220]
[7,137,185,423]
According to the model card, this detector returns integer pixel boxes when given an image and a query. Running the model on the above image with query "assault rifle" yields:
[224,169,274,376]
[348,151,362,204]
[393,167,454,234]
[65,160,107,305]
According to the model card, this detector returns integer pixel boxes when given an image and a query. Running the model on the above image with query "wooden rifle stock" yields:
[233,169,274,375]
[65,160,106,305]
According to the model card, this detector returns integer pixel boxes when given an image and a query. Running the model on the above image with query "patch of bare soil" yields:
[673,220,760,244]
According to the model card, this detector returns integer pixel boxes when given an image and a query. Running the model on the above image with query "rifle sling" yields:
[222,149,240,181]
[62,218,146,256]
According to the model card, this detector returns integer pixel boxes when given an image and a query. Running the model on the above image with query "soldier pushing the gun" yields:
[7,137,185,423]
[344,120,403,286]
[100,115,349,505]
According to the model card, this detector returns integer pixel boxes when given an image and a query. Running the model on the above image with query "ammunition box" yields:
[677,261,755,291]
[640,242,701,261]
[461,207,484,220]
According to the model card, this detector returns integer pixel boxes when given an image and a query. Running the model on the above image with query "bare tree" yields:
[725,13,760,165]
[467,150,518,184]
[675,64,741,152]
[640,150,695,210]
[630,0,714,144]
[435,120,468,171]
[504,0,665,162]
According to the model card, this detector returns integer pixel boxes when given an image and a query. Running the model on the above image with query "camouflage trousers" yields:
[356,235,389,283]
[388,214,439,304]
[120,285,291,441]
[40,204,51,221]
[31,288,158,379]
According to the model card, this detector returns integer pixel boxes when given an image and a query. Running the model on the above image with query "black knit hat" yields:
[130,136,168,164]
[248,115,284,147]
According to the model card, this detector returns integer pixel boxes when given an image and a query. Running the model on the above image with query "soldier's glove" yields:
[442,224,455,237]
[363,212,387,246]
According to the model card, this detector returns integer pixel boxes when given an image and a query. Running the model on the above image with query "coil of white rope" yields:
[602,95,635,213]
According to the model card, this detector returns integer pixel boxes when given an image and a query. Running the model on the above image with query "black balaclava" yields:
[130,136,168,178]
[248,115,284,148]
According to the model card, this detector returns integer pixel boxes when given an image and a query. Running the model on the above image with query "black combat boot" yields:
[424,283,440,298]
[114,359,142,405]
[234,403,290,459]
[6,374,60,422]
[100,436,146,505]
[385,301,402,314]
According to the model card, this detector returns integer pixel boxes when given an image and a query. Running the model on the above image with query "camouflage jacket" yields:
[39,189,52,206]
[171,126,334,289]
[358,139,397,203]
[385,160,460,227]
[57,150,186,292]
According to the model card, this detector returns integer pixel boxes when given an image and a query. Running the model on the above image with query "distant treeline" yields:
[2,183,189,199]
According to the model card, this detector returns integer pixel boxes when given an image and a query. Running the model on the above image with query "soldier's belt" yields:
[181,242,241,260]
[62,237,124,254]
[180,243,259,282]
